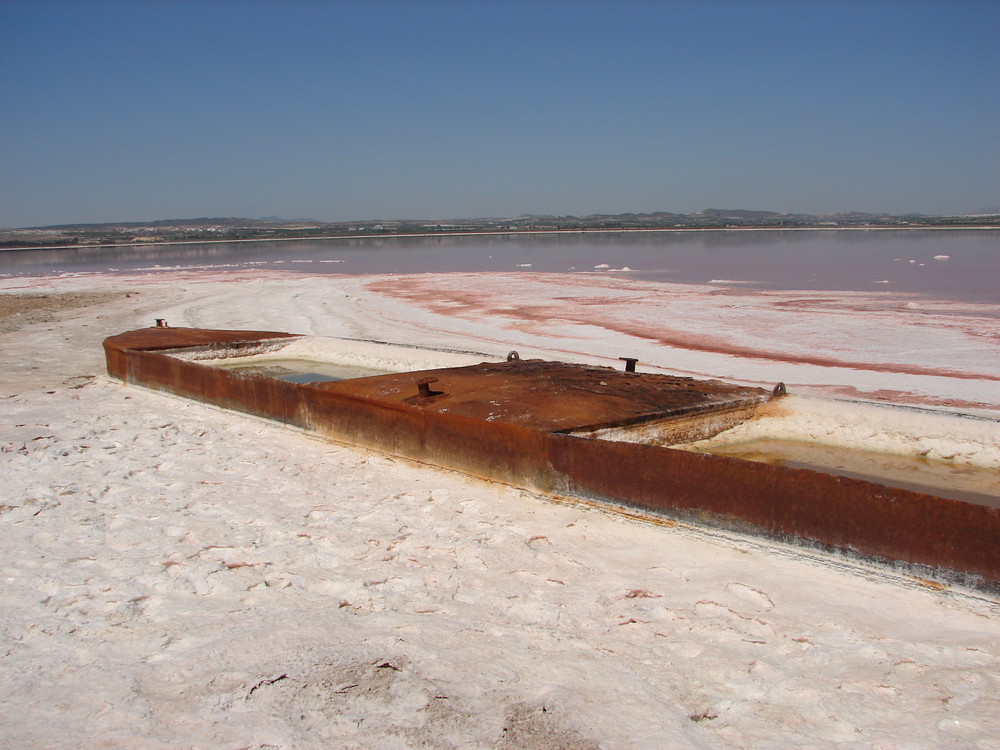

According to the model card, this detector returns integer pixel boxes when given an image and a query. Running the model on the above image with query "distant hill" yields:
[5,209,997,250]
[698,208,783,219]
[33,217,316,231]
[257,216,324,223]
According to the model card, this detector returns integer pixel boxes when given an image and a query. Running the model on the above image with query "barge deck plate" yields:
[316,359,769,432]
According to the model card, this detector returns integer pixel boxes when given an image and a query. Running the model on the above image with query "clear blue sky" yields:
[2,0,998,227]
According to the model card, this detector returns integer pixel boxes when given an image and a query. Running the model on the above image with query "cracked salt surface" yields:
[1,270,998,748]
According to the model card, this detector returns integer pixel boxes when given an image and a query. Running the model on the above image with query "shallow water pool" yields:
[700,439,1000,508]
[213,358,388,383]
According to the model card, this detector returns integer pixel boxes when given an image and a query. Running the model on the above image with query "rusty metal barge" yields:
[104,326,1000,593]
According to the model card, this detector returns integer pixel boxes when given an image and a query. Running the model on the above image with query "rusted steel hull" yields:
[104,327,1000,592]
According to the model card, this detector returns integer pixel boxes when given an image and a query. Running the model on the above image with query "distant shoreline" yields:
[3,224,998,254]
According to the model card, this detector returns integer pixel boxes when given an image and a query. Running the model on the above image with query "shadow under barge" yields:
[104,326,1000,594]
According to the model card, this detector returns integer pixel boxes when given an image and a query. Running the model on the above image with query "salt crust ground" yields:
[1,270,998,749]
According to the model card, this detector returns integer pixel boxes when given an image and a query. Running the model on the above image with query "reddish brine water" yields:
[2,229,998,303]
